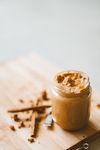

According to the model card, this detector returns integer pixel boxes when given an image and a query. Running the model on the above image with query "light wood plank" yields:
[0,53,100,150]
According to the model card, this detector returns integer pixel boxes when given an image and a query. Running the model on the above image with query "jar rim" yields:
[53,70,90,97]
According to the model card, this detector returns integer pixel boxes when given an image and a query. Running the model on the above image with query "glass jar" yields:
[51,70,91,131]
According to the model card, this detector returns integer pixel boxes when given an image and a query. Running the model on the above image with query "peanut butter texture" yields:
[55,71,90,96]
[52,71,91,130]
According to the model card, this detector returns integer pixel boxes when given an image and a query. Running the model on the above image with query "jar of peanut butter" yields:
[52,70,91,131]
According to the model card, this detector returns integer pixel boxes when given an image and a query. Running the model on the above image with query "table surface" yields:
[0,0,100,149]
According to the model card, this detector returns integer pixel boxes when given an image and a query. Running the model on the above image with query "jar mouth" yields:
[54,70,90,97]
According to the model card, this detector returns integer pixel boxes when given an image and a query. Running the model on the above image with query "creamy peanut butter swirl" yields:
[55,71,90,95]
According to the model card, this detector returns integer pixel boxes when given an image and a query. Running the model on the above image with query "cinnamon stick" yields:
[8,105,51,113]
[30,97,42,138]
[30,112,38,137]
[30,113,41,138]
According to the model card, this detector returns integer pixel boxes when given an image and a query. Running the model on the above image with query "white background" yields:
[0,0,100,149]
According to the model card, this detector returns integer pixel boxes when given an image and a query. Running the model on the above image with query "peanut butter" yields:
[52,70,91,130]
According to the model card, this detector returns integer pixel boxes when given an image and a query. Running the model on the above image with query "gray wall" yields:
[0,0,100,89]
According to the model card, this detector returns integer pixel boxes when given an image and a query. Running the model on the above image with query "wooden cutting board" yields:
[0,53,100,150]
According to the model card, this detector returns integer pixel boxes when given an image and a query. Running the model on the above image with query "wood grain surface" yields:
[0,53,100,150]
